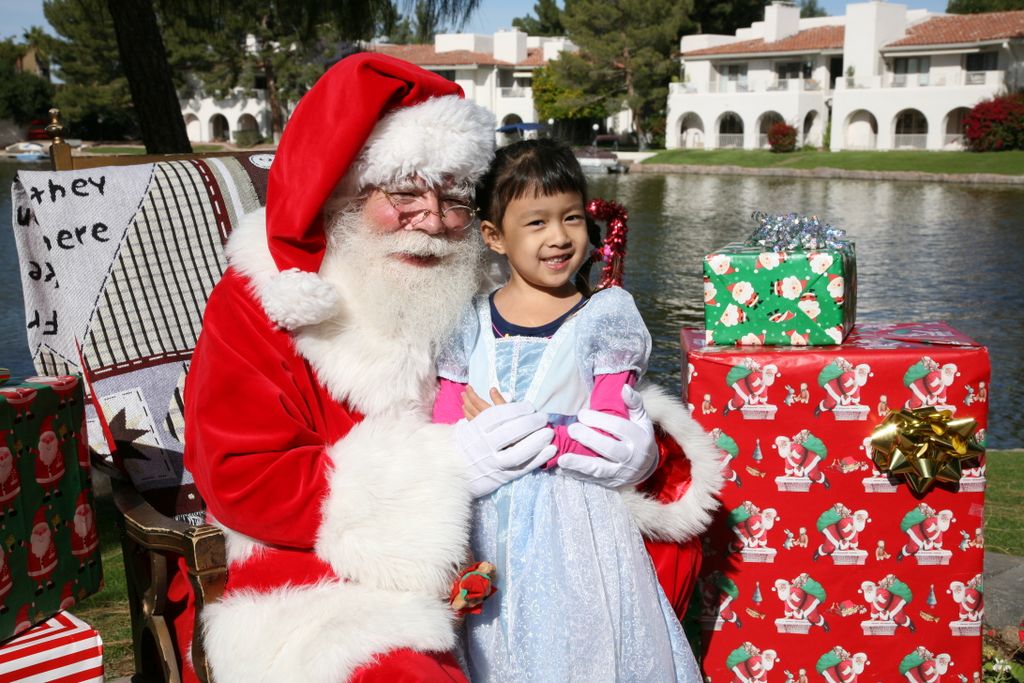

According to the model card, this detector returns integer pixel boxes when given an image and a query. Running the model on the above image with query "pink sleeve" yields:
[433,378,466,424]
[550,371,634,463]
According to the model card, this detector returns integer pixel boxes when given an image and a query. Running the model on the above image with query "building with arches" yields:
[666,1,1024,152]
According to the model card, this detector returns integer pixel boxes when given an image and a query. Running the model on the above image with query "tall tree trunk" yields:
[265,61,284,142]
[106,0,192,153]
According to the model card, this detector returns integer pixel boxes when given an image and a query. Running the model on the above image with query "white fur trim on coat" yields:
[339,95,496,197]
[316,416,471,596]
[202,580,455,683]
[226,208,339,330]
[619,384,724,543]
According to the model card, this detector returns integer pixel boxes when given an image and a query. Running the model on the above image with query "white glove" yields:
[560,385,658,489]
[455,401,556,498]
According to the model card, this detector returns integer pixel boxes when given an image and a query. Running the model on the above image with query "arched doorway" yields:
[943,107,971,149]
[237,113,259,133]
[718,112,743,148]
[894,109,928,149]
[209,114,229,142]
[500,113,523,145]
[679,112,704,149]
[803,110,819,147]
[757,111,784,148]
[184,113,201,142]
[844,110,877,150]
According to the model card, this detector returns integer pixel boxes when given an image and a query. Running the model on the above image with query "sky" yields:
[0,0,952,41]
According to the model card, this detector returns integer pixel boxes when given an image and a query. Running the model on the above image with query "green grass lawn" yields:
[73,449,1023,678]
[643,148,1024,176]
[984,450,1024,556]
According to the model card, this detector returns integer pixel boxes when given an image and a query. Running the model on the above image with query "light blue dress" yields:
[438,287,701,683]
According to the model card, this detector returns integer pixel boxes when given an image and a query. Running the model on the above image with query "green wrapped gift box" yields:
[0,375,102,642]
[703,241,857,346]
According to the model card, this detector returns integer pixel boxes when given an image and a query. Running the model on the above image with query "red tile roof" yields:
[683,25,844,57]
[368,44,544,67]
[886,11,1024,47]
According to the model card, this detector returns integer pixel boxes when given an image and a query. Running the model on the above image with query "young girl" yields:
[433,139,701,682]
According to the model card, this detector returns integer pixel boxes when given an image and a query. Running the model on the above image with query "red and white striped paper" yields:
[0,611,103,682]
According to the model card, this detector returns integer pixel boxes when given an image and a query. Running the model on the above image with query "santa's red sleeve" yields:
[184,269,349,549]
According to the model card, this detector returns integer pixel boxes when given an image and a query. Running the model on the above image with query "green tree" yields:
[554,0,692,149]
[43,0,140,140]
[512,0,565,36]
[102,0,481,153]
[800,0,828,18]
[690,0,764,35]
[947,0,1024,12]
[0,38,54,125]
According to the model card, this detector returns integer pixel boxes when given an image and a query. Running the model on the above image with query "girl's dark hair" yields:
[476,139,602,294]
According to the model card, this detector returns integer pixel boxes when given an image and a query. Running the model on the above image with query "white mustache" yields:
[383,230,460,259]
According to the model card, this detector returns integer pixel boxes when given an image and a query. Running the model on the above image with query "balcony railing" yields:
[759,134,769,148]
[719,133,744,148]
[894,133,927,149]
[672,76,826,95]
[499,86,532,98]
[944,134,965,148]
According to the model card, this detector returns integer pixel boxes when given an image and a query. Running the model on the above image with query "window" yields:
[775,61,813,79]
[966,51,998,72]
[719,63,748,80]
[893,56,930,85]
[435,70,456,83]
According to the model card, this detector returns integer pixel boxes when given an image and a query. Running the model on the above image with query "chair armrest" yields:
[111,477,226,683]
[111,477,226,576]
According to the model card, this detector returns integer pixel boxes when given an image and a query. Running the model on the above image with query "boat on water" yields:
[574,147,629,174]
[5,142,47,163]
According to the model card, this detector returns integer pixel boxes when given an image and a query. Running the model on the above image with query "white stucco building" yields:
[666,1,1024,151]
[371,30,578,143]
[179,30,578,146]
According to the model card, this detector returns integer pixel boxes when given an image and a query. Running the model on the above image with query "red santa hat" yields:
[33,508,49,533]
[39,416,55,436]
[259,52,496,330]
[74,491,90,514]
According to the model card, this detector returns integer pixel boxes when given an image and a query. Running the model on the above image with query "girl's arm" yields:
[433,378,467,424]
[550,370,635,463]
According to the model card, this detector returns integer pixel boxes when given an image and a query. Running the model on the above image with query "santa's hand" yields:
[455,401,555,498]
[560,385,658,489]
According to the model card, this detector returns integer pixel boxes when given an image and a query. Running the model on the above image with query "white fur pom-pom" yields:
[260,268,339,330]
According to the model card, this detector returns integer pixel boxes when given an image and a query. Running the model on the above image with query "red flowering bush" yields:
[767,122,798,153]
[963,94,1024,151]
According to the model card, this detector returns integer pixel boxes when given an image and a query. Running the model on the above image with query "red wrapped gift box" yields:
[682,322,988,683]
[0,610,103,682]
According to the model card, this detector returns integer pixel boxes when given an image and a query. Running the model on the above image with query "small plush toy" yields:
[449,561,497,615]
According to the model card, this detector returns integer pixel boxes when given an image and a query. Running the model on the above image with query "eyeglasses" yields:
[378,189,477,231]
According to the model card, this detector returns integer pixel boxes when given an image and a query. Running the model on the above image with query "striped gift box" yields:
[0,611,103,682]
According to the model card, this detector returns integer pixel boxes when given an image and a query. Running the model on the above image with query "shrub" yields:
[767,122,797,152]
[233,129,262,147]
[963,94,1024,152]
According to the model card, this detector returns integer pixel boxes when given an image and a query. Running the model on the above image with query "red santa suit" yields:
[34,415,65,497]
[0,545,12,611]
[70,492,99,567]
[174,53,722,683]
[27,508,58,591]
[0,438,21,518]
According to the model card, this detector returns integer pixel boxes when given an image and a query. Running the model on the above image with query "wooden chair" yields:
[30,108,266,682]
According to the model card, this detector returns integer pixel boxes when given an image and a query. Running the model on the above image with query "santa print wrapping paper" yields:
[703,242,856,347]
[682,322,988,683]
[0,610,103,682]
[0,375,102,642]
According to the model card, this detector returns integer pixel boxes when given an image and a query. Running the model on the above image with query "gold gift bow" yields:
[870,407,984,495]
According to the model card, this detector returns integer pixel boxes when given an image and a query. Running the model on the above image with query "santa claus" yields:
[175,53,722,683]
[0,432,21,520]
[0,544,12,613]
[27,508,57,594]
[33,415,65,500]
[69,491,99,570]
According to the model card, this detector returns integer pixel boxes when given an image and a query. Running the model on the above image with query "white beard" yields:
[292,208,483,418]
[31,529,50,558]
[323,209,483,345]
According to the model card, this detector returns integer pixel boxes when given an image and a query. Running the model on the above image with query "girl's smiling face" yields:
[482,190,589,297]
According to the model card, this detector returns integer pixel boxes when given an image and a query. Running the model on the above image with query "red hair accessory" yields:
[587,198,629,289]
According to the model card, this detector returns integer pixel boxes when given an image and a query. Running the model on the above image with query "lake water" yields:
[2,160,1023,447]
